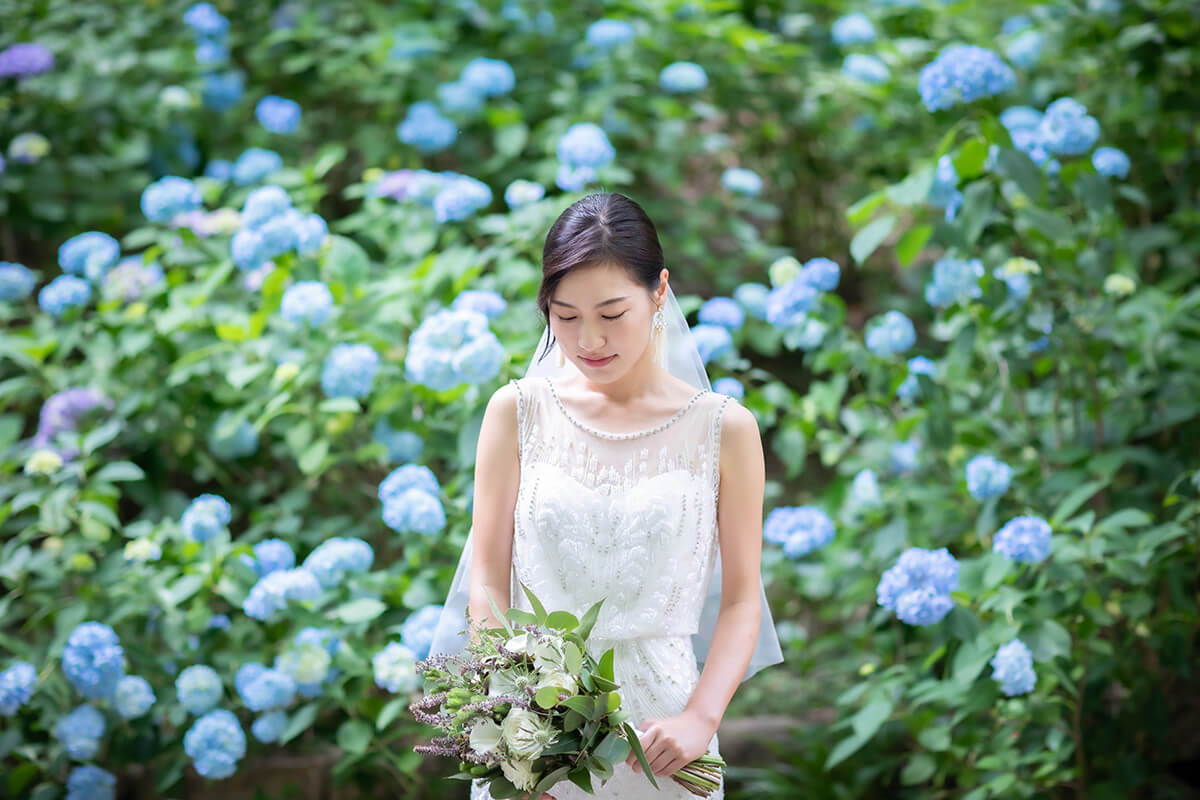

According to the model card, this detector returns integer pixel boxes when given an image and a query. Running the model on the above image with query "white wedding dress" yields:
[471,375,733,799]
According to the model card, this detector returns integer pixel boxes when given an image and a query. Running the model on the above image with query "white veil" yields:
[426,284,784,683]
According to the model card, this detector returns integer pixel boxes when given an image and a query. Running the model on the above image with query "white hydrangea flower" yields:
[533,669,578,696]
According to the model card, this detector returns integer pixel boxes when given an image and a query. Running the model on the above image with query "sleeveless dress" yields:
[470,375,733,800]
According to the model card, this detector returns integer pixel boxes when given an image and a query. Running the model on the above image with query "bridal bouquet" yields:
[408,586,725,797]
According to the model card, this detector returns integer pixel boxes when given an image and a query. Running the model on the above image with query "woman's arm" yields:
[467,383,523,644]
[682,401,766,730]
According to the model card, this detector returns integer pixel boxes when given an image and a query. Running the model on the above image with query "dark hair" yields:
[536,192,665,363]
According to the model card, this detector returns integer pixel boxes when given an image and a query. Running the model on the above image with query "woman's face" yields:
[549,263,666,375]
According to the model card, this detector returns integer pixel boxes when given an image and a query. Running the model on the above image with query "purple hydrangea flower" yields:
[0,43,54,78]
[33,387,112,456]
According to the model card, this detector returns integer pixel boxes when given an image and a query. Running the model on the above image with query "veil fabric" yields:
[427,284,784,683]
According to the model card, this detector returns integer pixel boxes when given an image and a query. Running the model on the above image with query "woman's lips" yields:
[580,355,615,366]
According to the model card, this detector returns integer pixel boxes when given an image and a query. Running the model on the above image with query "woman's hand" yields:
[624,709,718,777]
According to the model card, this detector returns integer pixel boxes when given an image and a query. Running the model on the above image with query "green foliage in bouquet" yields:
[408,586,725,798]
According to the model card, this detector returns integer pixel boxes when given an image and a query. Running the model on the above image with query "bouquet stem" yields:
[669,753,725,797]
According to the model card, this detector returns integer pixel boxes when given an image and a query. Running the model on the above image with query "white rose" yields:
[504,632,530,655]
[533,670,578,697]
[469,718,503,756]
[500,757,538,791]
[531,637,568,673]
[501,707,558,759]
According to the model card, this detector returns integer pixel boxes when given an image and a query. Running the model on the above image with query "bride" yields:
[428,192,783,799]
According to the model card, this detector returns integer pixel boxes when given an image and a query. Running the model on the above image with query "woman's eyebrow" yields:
[550,296,630,309]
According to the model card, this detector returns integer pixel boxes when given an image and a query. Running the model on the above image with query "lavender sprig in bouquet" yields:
[408,586,725,797]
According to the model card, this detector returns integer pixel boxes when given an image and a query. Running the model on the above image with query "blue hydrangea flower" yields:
[302,537,374,589]
[0,43,55,78]
[691,323,734,364]
[202,70,244,111]
[232,147,283,185]
[764,506,836,558]
[765,277,818,328]
[66,765,116,800]
[0,261,36,301]
[452,289,507,320]
[181,493,231,543]
[55,704,106,759]
[557,122,615,168]
[195,39,229,64]
[241,185,291,228]
[140,176,201,223]
[62,622,125,699]
[504,179,545,208]
[183,708,246,780]
[0,661,37,715]
[207,411,258,460]
[255,95,301,134]
[721,167,763,196]
[379,464,441,506]
[238,667,295,712]
[890,438,921,473]
[280,281,334,328]
[711,377,744,398]
[247,539,295,577]
[555,163,596,192]
[1092,146,1130,179]
[433,175,493,223]
[59,231,119,281]
[400,604,444,661]
[966,455,1013,500]
[865,310,916,356]
[382,487,447,535]
[1001,105,1042,132]
[112,675,155,719]
[842,53,890,85]
[372,421,424,463]
[38,275,91,316]
[925,256,984,308]
[990,638,1036,695]
[877,547,959,625]
[207,613,231,630]
[785,315,828,352]
[659,61,708,92]
[1001,15,1031,35]
[850,468,882,507]
[698,297,745,330]
[1005,29,1044,68]
[203,158,234,180]
[404,308,504,390]
[993,515,1052,563]
[587,19,634,50]
[897,355,938,400]
[102,256,164,303]
[460,57,515,97]
[33,387,111,458]
[252,710,288,743]
[372,642,420,693]
[321,343,380,399]
[243,568,323,620]
[235,663,268,699]
[397,101,458,154]
[1037,97,1100,156]
[183,3,229,37]
[176,665,222,715]
[927,155,959,208]
[295,213,327,253]
[799,257,841,291]
[733,282,770,321]
[832,13,876,45]
[436,80,484,113]
[275,640,332,686]
[918,45,1015,112]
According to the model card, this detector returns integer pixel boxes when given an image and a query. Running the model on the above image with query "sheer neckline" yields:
[543,376,708,440]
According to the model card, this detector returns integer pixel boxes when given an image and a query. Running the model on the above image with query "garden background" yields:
[1,0,1198,798]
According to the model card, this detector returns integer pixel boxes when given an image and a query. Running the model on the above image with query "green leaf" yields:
[951,639,994,688]
[622,723,661,790]
[325,235,370,290]
[299,438,330,475]
[562,696,595,717]
[846,189,888,225]
[82,419,122,455]
[91,461,145,483]
[1021,619,1071,662]
[959,181,995,244]
[530,766,571,797]
[825,731,870,769]
[1016,206,1075,246]
[376,697,408,731]
[318,397,361,414]
[166,574,205,606]
[850,698,893,740]
[333,598,387,624]
[568,766,594,793]
[952,137,989,179]
[850,214,896,264]
[1050,480,1107,526]
[520,583,548,622]
[563,640,583,674]
[902,753,937,784]
[885,167,935,206]
[336,719,372,755]
[483,587,514,637]
[593,730,631,765]
[598,648,615,681]
[493,122,528,160]
[546,610,579,631]
[994,148,1042,200]
[535,685,561,709]
[577,598,604,640]
[895,224,932,267]
[505,609,538,626]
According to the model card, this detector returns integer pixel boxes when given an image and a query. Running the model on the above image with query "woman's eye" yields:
[556,313,626,322]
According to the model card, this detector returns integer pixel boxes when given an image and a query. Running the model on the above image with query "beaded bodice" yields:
[506,376,733,642]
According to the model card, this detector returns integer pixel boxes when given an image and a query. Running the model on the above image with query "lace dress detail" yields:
[471,376,733,800]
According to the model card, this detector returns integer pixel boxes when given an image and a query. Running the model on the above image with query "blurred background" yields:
[1,0,1198,798]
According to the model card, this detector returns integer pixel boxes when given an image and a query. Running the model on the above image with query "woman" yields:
[431,192,783,799]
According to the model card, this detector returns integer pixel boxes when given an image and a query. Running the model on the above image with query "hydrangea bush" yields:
[1,1,1197,799]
